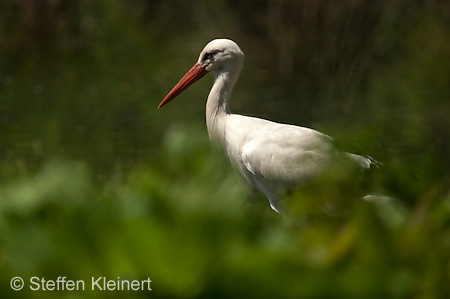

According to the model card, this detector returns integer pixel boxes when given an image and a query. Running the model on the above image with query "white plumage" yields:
[159,39,374,213]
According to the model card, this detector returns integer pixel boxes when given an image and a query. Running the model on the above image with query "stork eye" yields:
[203,50,220,61]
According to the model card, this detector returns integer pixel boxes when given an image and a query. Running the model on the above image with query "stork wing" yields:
[225,115,337,188]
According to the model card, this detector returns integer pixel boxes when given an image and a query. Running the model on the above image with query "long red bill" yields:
[158,62,209,109]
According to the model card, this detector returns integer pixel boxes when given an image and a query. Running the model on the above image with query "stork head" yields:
[198,39,244,72]
[158,39,244,109]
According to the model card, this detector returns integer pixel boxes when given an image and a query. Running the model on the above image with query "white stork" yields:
[158,39,376,213]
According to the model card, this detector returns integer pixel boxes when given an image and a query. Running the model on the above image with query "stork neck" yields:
[206,68,239,143]
[207,70,236,115]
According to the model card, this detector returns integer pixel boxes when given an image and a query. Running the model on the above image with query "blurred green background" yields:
[1,0,449,298]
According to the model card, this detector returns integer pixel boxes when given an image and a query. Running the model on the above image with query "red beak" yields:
[158,62,209,109]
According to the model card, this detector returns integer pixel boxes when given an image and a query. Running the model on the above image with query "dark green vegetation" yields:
[1,1,449,298]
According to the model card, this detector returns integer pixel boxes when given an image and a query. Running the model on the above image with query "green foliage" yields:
[0,0,449,298]
[1,129,449,298]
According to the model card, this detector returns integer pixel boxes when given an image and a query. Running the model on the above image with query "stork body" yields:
[158,39,373,213]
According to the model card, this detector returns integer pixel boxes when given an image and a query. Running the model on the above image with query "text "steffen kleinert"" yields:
[29,276,152,291]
